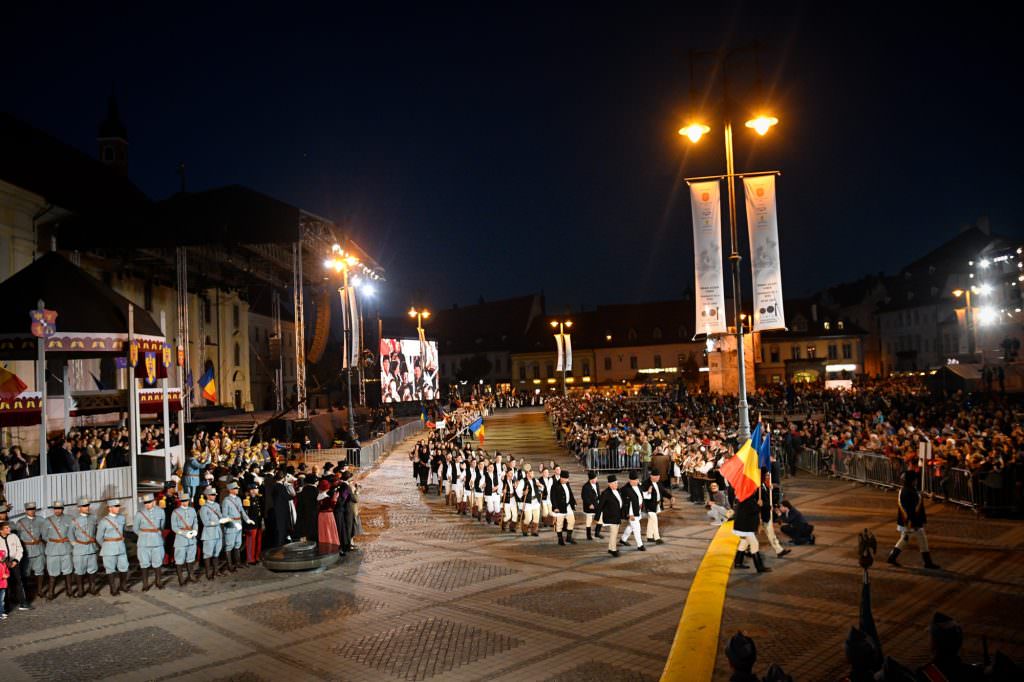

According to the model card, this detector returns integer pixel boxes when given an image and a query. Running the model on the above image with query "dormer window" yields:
[627,328,638,342]
[823,321,831,330]
[838,320,845,330]
[652,327,663,340]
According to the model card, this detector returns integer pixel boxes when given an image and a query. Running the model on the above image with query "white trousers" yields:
[485,494,500,514]
[762,520,785,554]
[621,517,644,547]
[554,511,575,532]
[645,511,660,540]
[895,527,930,553]
[734,529,760,554]
[502,502,519,523]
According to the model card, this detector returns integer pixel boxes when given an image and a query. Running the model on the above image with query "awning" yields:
[0,391,42,427]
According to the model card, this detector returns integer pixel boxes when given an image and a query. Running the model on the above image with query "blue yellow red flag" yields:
[720,437,761,502]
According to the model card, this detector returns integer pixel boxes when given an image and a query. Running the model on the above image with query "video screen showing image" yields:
[380,338,439,403]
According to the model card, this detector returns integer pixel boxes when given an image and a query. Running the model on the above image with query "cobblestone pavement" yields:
[2,408,1022,682]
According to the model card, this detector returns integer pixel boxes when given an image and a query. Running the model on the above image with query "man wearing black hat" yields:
[619,471,646,552]
[725,632,759,682]
[887,470,939,569]
[549,471,577,546]
[641,470,669,545]
[917,612,983,681]
[581,470,602,541]
[596,475,624,556]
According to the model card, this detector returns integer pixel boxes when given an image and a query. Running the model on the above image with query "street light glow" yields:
[977,283,993,295]
[979,259,991,268]
[744,115,779,136]
[678,122,710,143]
[952,289,964,298]
[977,306,998,325]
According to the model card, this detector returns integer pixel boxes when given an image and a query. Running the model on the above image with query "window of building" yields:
[144,280,153,312]
[828,344,838,360]
[202,298,212,325]
[770,346,780,363]
[234,343,241,367]
[629,356,638,370]
[807,346,817,359]
[653,354,662,368]
[791,346,801,360]
[838,320,845,330]
[677,354,686,367]
[233,305,240,329]
[532,365,540,379]
[546,363,554,378]
[652,327,662,340]
[582,361,590,376]
[823,321,830,330]
[627,328,638,342]
[842,343,852,359]
[604,357,612,371]
[519,366,526,380]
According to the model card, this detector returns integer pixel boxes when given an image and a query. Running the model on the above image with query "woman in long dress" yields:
[316,478,341,547]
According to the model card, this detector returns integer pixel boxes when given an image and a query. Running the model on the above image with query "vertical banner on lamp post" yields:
[743,175,786,331]
[689,181,727,335]
[347,286,360,369]
[554,333,564,372]
[563,333,572,372]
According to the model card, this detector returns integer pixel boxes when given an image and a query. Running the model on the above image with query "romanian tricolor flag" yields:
[0,365,28,401]
[198,366,217,403]
[469,416,485,442]
[720,423,763,503]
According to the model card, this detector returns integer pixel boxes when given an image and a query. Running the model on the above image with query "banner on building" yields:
[689,180,727,335]
[563,333,572,372]
[742,175,786,331]
[554,333,564,372]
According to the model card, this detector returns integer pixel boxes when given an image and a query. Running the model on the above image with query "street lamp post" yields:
[679,54,779,443]
[408,307,431,398]
[549,319,572,397]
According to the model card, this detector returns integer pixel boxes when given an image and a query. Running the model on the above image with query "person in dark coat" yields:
[268,472,294,548]
[332,474,353,554]
[595,474,624,557]
[778,500,814,545]
[732,494,771,573]
[580,470,602,540]
[886,470,939,569]
[293,475,319,543]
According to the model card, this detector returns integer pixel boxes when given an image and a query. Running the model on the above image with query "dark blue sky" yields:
[4,3,1022,315]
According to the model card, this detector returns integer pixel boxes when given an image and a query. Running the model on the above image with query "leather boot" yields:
[36,575,47,599]
[67,574,79,598]
[734,550,750,569]
[586,527,592,541]
[594,525,603,539]
[88,574,100,595]
[500,519,506,532]
[74,574,85,598]
[109,572,120,596]
[752,552,772,573]
[922,552,940,570]
[566,530,576,545]
[120,571,133,592]
[235,549,247,569]
[154,567,165,589]
[142,567,152,592]
[205,558,215,580]
[522,520,529,537]
[176,565,187,586]
[557,531,565,546]
[47,576,57,600]
[190,561,202,581]
[886,547,902,566]
[531,522,539,537]
[219,554,230,575]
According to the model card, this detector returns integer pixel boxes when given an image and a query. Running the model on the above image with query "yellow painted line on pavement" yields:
[660,521,739,682]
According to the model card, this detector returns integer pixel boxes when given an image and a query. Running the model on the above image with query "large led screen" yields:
[380,338,439,403]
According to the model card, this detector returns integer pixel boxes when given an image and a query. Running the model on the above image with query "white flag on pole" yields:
[347,285,360,368]
[743,175,786,331]
[554,333,564,372]
[689,180,727,335]
[563,333,572,372]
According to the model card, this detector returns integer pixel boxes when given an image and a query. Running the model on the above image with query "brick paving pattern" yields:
[2,407,1022,682]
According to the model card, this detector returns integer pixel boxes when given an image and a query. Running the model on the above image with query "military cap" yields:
[24,502,38,511]
[246,482,259,490]
[226,482,239,491]
[606,474,617,483]
[108,499,122,507]
[76,497,91,507]
[181,495,193,503]
[560,471,570,479]
[140,493,156,503]
[163,481,176,490]
[203,486,217,496]
[0,503,9,513]
[49,500,65,509]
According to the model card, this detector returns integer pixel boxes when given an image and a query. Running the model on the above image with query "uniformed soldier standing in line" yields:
[15,502,47,600]
[134,493,166,591]
[596,475,624,557]
[199,486,225,580]
[183,450,203,502]
[220,482,252,572]
[43,500,74,600]
[581,470,602,541]
[69,497,100,597]
[170,495,199,585]
[549,470,577,545]
[96,499,132,594]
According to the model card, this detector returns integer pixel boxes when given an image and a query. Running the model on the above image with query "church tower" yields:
[97,93,128,174]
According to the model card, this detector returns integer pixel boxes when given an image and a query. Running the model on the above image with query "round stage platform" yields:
[261,540,343,571]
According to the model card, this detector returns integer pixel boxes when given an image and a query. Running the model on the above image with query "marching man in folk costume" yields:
[549,470,577,545]
[887,470,940,569]
[517,464,542,537]
[43,500,74,600]
[500,468,520,533]
[440,453,452,505]
[15,502,47,600]
[96,499,133,594]
[134,493,166,591]
[581,470,603,541]
[171,495,199,585]
[199,486,226,580]
[641,470,669,545]
[596,474,624,557]
[619,472,646,552]
[470,459,485,520]
[732,494,772,573]
[221,481,253,572]
[69,497,100,597]
[451,454,466,513]
[539,467,554,528]
[484,462,501,524]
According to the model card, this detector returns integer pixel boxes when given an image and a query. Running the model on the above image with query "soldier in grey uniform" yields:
[15,502,47,600]
[170,495,199,585]
[134,493,166,591]
[199,486,226,580]
[68,497,100,597]
[43,500,74,600]
[220,481,252,572]
[96,499,132,595]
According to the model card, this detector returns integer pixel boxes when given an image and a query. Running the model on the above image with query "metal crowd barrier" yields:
[302,420,425,469]
[581,447,643,473]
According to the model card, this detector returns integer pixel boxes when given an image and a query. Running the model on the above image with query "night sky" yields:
[4,4,1022,315]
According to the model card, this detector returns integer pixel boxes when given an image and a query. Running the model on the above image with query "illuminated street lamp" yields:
[952,287,983,360]
[408,307,431,334]
[550,319,573,396]
[325,245,361,440]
